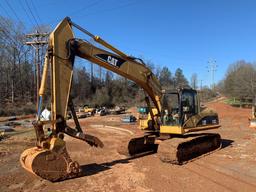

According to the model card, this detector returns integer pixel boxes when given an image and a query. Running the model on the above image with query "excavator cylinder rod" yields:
[157,133,221,164]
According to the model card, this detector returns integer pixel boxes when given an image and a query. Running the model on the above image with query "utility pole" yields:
[25,31,49,109]
[207,59,217,90]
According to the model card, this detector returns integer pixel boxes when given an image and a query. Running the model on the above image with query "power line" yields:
[0,24,30,61]
[24,0,40,29]
[0,18,20,47]
[75,0,140,18]
[0,5,26,47]
[4,0,23,24]
[69,0,103,16]
[47,0,139,26]
[29,0,43,24]
[18,0,35,27]
[0,1,12,19]
[0,27,18,47]
[46,0,103,26]
[2,0,29,44]
[0,1,27,37]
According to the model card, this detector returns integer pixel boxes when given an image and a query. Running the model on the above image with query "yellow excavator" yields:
[20,17,221,181]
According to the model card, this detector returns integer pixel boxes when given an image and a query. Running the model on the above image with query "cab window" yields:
[161,93,179,126]
[181,91,196,115]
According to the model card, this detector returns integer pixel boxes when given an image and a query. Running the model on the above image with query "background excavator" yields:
[20,17,221,181]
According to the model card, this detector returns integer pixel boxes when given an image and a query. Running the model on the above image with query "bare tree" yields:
[190,73,198,90]
[223,61,256,102]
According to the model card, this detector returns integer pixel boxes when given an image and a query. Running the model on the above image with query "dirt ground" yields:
[1,101,256,192]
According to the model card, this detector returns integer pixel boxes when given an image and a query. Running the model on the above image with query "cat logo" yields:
[94,54,125,68]
[107,56,118,66]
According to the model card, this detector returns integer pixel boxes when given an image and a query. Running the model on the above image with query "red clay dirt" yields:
[1,101,256,192]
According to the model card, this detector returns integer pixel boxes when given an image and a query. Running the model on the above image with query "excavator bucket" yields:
[20,138,80,182]
[20,118,104,181]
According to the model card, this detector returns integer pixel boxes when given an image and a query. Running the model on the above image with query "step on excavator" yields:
[20,17,221,181]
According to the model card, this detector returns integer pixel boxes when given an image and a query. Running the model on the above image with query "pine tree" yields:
[174,68,189,88]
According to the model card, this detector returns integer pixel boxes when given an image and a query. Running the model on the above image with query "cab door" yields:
[180,89,198,124]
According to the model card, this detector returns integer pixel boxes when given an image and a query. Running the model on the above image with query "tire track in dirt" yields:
[185,161,256,192]
[136,154,230,192]
[196,158,256,187]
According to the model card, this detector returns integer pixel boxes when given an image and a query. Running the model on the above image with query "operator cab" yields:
[161,88,199,126]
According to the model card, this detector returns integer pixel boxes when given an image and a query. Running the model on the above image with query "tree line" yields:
[72,65,190,107]
[0,16,34,104]
[218,60,256,103]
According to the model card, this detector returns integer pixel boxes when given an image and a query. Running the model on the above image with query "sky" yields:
[1,0,256,87]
